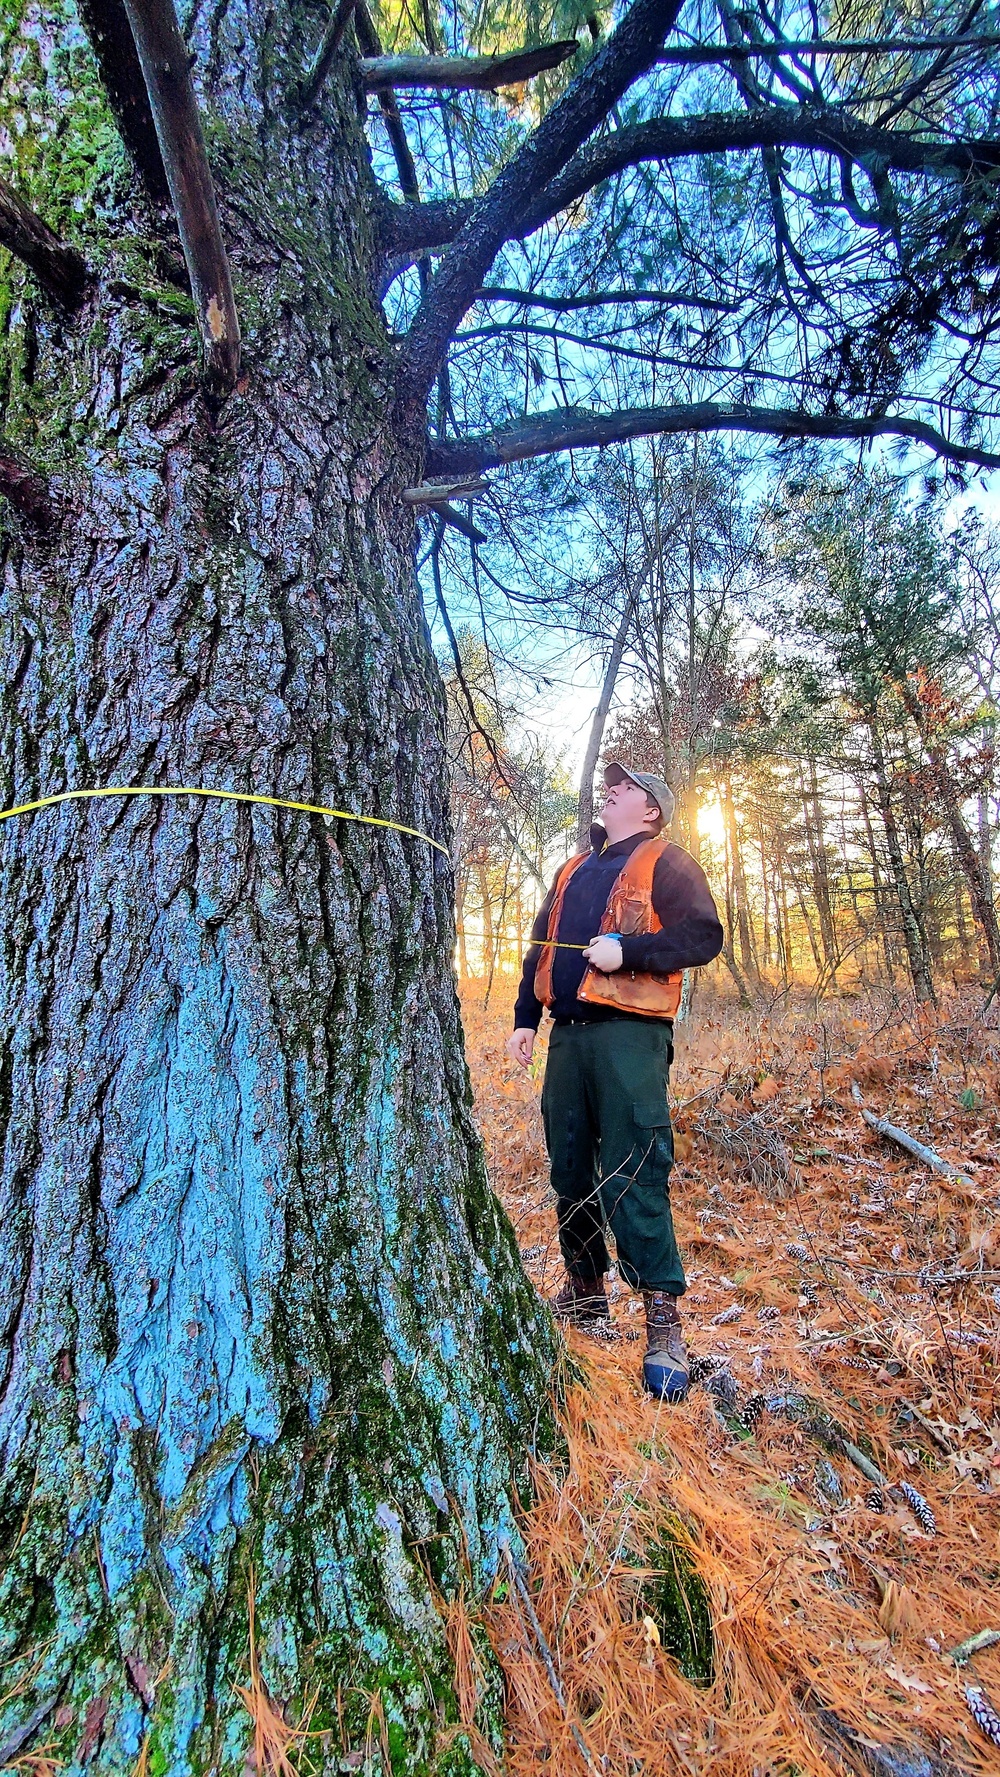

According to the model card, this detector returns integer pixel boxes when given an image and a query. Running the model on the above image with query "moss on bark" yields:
[0,3,558,1772]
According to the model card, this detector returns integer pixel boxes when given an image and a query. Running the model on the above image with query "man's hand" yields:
[507,1027,536,1068]
[584,935,624,973]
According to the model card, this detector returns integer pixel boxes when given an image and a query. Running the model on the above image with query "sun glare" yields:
[697,798,727,849]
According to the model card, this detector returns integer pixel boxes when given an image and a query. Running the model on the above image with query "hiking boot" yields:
[641,1291,689,1401]
[550,1270,609,1324]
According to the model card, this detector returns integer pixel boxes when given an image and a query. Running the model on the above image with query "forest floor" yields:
[460,976,1000,1777]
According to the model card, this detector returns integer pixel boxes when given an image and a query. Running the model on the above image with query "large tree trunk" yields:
[0,10,555,1774]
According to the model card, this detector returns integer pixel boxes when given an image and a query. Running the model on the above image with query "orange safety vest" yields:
[533,838,683,1021]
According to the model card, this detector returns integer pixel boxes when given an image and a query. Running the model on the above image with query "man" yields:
[507,763,723,1400]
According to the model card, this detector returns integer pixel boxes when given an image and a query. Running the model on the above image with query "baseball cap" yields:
[604,761,675,826]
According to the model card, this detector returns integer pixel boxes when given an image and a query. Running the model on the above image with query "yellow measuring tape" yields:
[0,785,451,854]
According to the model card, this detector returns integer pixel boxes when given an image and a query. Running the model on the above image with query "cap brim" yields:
[603,761,644,791]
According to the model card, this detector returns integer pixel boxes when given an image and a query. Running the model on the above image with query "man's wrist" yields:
[618,935,647,971]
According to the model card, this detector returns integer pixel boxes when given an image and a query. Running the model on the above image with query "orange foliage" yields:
[463,980,1000,1776]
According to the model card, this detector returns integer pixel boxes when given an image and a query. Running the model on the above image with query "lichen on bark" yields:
[0,2,557,1770]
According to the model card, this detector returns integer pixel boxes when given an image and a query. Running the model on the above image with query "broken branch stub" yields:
[402,477,490,503]
[359,41,577,91]
[0,445,56,529]
[120,0,241,392]
[0,176,88,307]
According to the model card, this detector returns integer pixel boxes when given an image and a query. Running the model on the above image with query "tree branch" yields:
[475,283,736,311]
[0,176,88,307]
[657,30,1000,63]
[0,444,55,528]
[355,0,422,205]
[75,0,169,199]
[360,41,577,90]
[382,107,1000,255]
[381,196,471,255]
[426,401,1000,475]
[512,108,1000,240]
[120,0,241,390]
[297,0,357,111]
[395,0,686,410]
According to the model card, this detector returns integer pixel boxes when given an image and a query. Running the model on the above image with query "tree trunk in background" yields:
[869,731,936,1002]
[722,780,759,987]
[859,789,897,985]
[0,9,554,1773]
[456,870,470,977]
[801,760,840,981]
[576,598,633,849]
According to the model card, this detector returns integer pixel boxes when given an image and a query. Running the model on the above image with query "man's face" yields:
[601,775,658,841]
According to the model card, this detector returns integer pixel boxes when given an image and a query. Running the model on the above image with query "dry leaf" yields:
[885,1662,933,1694]
[877,1579,922,1640]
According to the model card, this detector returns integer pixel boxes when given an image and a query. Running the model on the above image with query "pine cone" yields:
[757,1304,781,1321]
[866,1487,885,1513]
[706,1367,739,1411]
[742,1393,766,1427]
[689,1354,725,1385]
[785,1242,810,1261]
[897,1481,937,1535]
[965,1686,1000,1748]
[711,1303,743,1326]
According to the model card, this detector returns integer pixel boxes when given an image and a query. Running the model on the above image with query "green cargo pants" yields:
[541,1018,685,1296]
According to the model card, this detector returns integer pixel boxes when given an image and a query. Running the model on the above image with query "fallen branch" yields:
[360,41,577,90]
[0,176,88,307]
[851,1083,976,1189]
[812,1704,952,1777]
[900,1400,953,1454]
[766,1392,887,1487]
[950,1629,1000,1666]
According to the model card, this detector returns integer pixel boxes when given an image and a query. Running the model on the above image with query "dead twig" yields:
[950,1628,1000,1665]
[500,1541,599,1775]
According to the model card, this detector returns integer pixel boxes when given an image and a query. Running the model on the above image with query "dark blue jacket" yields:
[513,827,723,1028]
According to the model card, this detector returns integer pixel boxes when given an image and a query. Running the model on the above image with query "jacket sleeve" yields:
[617,847,724,975]
[512,876,559,1030]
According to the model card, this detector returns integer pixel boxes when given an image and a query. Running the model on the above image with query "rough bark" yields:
[74,0,169,199]
[0,442,55,528]
[0,10,555,1774]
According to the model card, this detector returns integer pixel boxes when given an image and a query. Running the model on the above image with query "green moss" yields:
[642,1518,714,1688]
